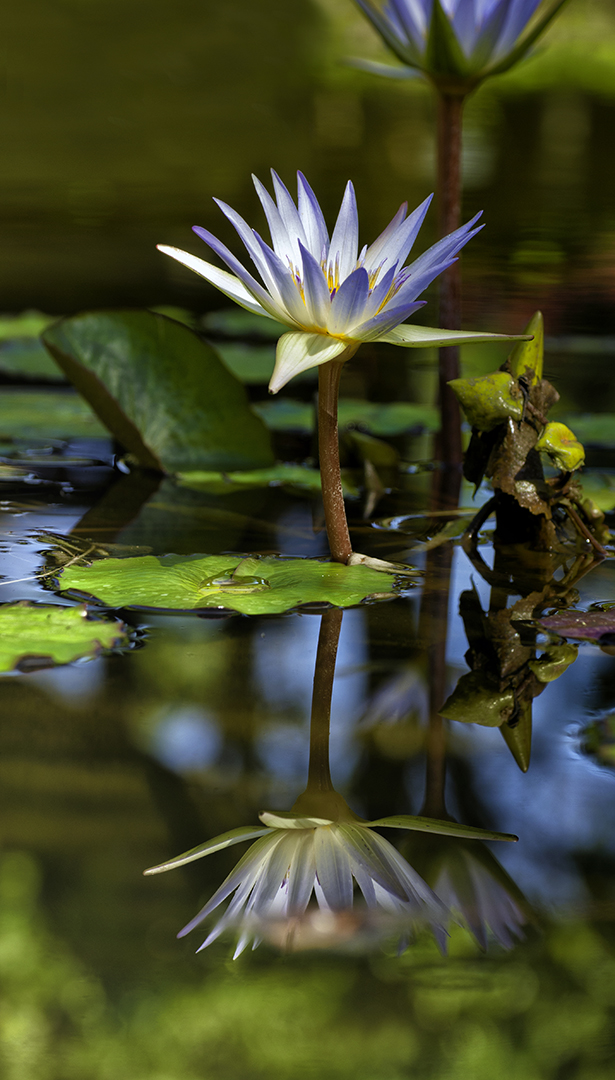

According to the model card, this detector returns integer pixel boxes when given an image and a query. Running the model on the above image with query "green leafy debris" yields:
[55,553,401,614]
[0,603,129,672]
[535,422,585,471]
[42,310,274,473]
[448,371,524,432]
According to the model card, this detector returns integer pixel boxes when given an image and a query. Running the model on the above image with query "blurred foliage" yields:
[0,849,614,1079]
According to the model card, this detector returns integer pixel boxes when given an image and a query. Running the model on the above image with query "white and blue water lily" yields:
[353,0,567,90]
[144,792,516,956]
[158,171,519,394]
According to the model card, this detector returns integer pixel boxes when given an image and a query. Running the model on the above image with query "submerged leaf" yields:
[55,552,401,614]
[42,311,274,473]
[0,603,129,672]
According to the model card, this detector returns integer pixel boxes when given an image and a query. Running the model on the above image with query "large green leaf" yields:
[0,603,129,672]
[0,390,107,439]
[42,311,274,473]
[55,553,400,614]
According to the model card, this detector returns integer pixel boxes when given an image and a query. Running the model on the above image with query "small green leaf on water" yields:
[0,603,129,672]
[42,310,274,473]
[177,463,360,498]
[559,415,615,449]
[448,371,524,432]
[54,552,402,614]
[535,422,585,471]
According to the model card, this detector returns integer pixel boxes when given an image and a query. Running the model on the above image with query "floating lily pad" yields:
[42,311,274,473]
[561,415,615,448]
[201,309,287,341]
[177,463,360,497]
[253,398,439,436]
[0,338,63,380]
[0,603,129,672]
[0,390,107,439]
[0,311,57,340]
[55,553,400,614]
[539,610,615,644]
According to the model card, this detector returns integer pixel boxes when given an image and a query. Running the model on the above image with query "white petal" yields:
[297,172,329,259]
[157,246,272,318]
[329,181,359,282]
[314,827,354,910]
[268,331,350,394]
[328,267,370,334]
[143,823,272,875]
[378,324,530,348]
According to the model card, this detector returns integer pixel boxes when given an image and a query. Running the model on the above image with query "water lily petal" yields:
[337,824,408,901]
[377,324,529,350]
[252,173,298,266]
[260,809,335,829]
[329,181,359,282]
[286,832,317,916]
[191,226,289,322]
[298,242,332,328]
[156,246,272,318]
[252,234,310,327]
[297,171,330,258]
[404,213,483,279]
[269,332,350,394]
[212,198,278,291]
[329,267,371,334]
[351,301,426,341]
[314,828,354,910]
[494,0,541,58]
[271,169,308,264]
[143,825,272,875]
[364,195,433,273]
[367,813,519,841]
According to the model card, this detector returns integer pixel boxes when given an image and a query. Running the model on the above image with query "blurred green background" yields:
[1,0,615,333]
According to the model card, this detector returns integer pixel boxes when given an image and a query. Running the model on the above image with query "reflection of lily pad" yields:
[539,610,615,644]
[0,603,129,672]
[0,390,107,439]
[55,553,399,614]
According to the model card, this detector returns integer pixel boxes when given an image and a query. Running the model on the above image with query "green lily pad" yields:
[560,415,615,448]
[54,553,400,614]
[0,603,129,672]
[0,390,107,439]
[0,311,57,341]
[201,308,287,341]
[253,398,439,436]
[0,338,63,380]
[177,463,360,498]
[577,473,615,513]
[42,310,274,473]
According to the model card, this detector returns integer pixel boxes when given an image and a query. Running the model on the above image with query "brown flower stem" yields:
[307,608,344,794]
[437,91,466,468]
[318,360,353,564]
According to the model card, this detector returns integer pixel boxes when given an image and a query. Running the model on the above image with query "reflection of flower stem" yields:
[318,362,353,564]
[437,92,465,468]
[307,607,343,794]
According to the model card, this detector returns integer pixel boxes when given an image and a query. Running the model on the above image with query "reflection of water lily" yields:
[403,832,531,950]
[158,171,515,394]
[353,0,565,90]
[145,793,449,957]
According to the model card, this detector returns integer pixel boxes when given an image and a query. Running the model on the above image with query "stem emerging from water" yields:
[318,360,353,564]
[437,92,465,468]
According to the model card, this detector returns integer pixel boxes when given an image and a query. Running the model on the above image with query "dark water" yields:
[1,1,615,1077]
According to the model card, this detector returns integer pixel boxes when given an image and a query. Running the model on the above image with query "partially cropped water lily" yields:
[402,831,531,950]
[353,0,567,91]
[144,791,516,956]
[158,170,518,394]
